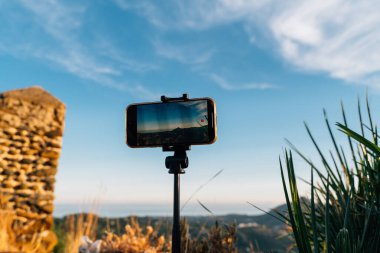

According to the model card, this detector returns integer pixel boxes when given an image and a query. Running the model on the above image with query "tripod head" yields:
[164,146,189,174]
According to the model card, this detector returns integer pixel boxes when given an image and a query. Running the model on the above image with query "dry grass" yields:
[57,213,169,253]
[0,195,57,253]
[101,218,169,253]
[0,209,19,252]
[63,212,98,253]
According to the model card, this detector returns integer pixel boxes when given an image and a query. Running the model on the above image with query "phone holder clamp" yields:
[161,93,189,103]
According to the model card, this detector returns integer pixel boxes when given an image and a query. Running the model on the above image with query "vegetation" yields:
[0,207,57,253]
[181,219,237,253]
[279,97,380,252]
[52,214,238,253]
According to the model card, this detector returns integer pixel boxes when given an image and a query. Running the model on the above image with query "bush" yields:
[181,220,237,253]
[280,98,380,252]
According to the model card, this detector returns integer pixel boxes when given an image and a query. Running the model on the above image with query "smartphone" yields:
[126,98,217,148]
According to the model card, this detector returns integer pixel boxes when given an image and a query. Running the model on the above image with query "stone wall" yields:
[0,86,65,235]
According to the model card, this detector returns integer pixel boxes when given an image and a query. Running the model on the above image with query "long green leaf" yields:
[311,167,319,253]
[280,156,302,250]
[325,178,331,253]
[287,151,312,253]
[337,123,380,156]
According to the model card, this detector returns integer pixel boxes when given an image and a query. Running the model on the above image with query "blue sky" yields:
[1,0,380,215]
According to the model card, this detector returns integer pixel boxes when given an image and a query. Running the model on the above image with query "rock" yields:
[5,153,22,161]
[42,176,56,185]
[0,138,12,146]
[20,157,34,164]
[79,236,102,253]
[16,189,34,197]
[2,179,19,188]
[19,129,28,136]
[8,162,21,171]
[10,141,23,148]
[8,147,20,155]
[2,86,65,108]
[14,183,28,190]
[37,203,54,214]
[41,150,60,159]
[32,135,44,144]
[43,159,58,167]
[45,129,63,138]
[36,157,49,164]
[31,142,42,150]
[0,187,15,194]
[20,164,33,173]
[45,138,61,148]
[2,169,14,176]
[18,171,27,182]
[31,182,45,192]
[36,193,54,201]
[0,159,8,168]
[29,167,57,177]
[4,127,17,135]
[13,215,28,223]
[21,148,39,155]
[0,144,9,153]
[16,208,39,219]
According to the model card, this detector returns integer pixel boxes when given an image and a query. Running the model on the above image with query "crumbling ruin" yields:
[0,86,65,248]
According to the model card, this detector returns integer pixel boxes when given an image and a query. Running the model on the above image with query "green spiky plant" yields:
[279,97,380,253]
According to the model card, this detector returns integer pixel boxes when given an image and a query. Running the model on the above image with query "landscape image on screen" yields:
[136,100,209,146]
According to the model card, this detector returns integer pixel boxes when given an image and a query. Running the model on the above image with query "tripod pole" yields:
[165,147,188,253]
[172,172,181,253]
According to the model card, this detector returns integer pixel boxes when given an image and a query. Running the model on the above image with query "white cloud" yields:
[121,0,380,88]
[210,73,275,91]
[269,0,380,86]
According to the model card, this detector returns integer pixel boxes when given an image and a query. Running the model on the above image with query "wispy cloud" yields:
[19,0,84,40]
[0,1,159,99]
[121,0,380,88]
[153,39,213,65]
[209,73,275,91]
[114,0,269,30]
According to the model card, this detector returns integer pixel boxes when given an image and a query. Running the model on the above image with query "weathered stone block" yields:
[0,86,65,247]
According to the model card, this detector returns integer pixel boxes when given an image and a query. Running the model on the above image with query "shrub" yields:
[181,220,237,253]
[101,217,169,253]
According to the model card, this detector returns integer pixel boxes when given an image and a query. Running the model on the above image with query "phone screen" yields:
[135,100,210,146]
